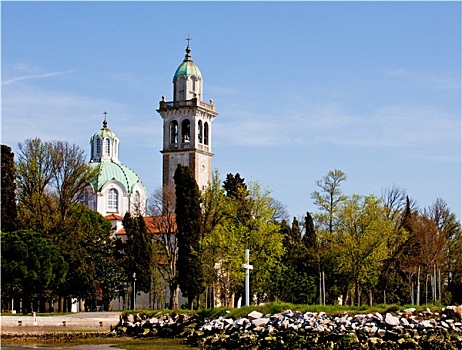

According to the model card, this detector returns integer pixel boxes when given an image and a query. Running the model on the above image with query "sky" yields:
[2,1,461,220]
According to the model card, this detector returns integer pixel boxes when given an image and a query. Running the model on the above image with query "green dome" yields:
[92,120,117,140]
[173,45,202,80]
[89,161,145,195]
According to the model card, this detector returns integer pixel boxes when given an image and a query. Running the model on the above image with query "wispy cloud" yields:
[215,102,460,159]
[383,68,461,90]
[2,69,74,86]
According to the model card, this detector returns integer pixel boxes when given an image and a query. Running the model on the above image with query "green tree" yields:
[277,218,317,304]
[174,165,204,309]
[1,230,68,314]
[16,138,99,235]
[1,145,18,232]
[122,212,154,308]
[334,194,394,305]
[311,169,347,234]
[60,205,121,311]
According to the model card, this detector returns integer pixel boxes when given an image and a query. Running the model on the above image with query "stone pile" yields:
[115,306,462,349]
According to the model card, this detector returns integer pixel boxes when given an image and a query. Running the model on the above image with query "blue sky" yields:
[2,1,461,220]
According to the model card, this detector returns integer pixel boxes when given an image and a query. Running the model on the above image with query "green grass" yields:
[123,302,445,322]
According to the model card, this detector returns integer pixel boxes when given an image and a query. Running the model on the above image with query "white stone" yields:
[247,311,263,320]
[385,313,399,327]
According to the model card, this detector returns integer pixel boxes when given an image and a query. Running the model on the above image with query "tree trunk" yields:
[169,284,179,310]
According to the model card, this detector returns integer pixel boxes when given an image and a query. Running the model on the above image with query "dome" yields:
[88,161,145,195]
[173,45,202,80]
[92,119,117,140]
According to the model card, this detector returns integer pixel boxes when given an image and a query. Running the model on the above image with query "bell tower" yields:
[157,42,218,191]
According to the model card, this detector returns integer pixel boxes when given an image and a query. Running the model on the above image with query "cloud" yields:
[2,69,74,86]
[383,68,461,90]
[215,102,460,155]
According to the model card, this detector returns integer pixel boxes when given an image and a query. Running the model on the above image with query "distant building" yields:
[80,117,147,235]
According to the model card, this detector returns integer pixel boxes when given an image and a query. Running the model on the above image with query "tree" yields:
[123,212,154,308]
[334,194,394,305]
[148,184,179,310]
[16,138,99,235]
[276,218,317,304]
[174,165,204,309]
[60,205,121,311]
[1,145,18,232]
[311,169,347,234]
[1,230,68,314]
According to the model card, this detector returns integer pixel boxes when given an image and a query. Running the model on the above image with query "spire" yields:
[103,111,108,129]
[184,36,192,62]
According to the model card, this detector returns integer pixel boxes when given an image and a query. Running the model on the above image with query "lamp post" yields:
[133,272,136,310]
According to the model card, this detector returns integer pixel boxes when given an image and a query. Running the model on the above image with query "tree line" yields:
[1,140,461,313]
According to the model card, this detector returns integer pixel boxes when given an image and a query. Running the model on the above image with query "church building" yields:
[157,42,218,191]
[81,117,148,234]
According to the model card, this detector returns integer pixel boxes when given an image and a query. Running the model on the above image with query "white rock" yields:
[248,311,263,320]
[385,313,400,327]
[252,318,269,327]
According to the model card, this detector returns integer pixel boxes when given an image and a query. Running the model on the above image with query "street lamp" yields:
[133,272,136,310]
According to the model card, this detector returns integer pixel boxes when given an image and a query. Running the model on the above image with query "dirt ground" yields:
[1,312,121,333]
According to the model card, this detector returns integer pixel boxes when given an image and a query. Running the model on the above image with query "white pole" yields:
[133,272,136,310]
[243,249,253,306]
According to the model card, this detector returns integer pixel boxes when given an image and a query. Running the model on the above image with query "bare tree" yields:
[147,185,179,309]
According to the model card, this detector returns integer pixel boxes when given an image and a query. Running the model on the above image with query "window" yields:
[204,122,209,145]
[170,121,178,144]
[80,190,89,206]
[182,119,190,142]
[108,188,118,211]
[198,120,202,143]
[105,139,111,156]
[96,138,101,155]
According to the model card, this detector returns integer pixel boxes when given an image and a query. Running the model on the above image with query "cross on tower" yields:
[186,35,192,45]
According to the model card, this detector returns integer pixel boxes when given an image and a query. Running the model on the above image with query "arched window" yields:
[105,139,111,156]
[182,119,190,143]
[170,121,178,144]
[96,138,101,155]
[204,122,209,145]
[108,188,118,211]
[198,120,203,143]
[80,190,89,206]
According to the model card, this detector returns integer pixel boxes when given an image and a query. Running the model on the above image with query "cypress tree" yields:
[1,145,18,232]
[174,165,204,309]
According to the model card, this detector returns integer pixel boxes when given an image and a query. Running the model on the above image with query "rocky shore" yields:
[115,306,462,349]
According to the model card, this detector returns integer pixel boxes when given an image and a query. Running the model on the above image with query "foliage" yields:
[1,230,68,314]
[1,145,18,232]
[60,205,121,310]
[174,165,204,308]
[148,184,179,310]
[15,138,99,235]
[311,169,347,234]
[123,213,154,295]
[334,194,395,306]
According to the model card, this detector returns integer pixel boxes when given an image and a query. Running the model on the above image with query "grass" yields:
[124,301,444,320]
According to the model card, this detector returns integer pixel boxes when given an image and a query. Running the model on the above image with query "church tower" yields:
[157,43,218,190]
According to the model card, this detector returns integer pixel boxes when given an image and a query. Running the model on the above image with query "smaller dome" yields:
[88,161,145,195]
[92,119,117,140]
[174,45,202,80]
